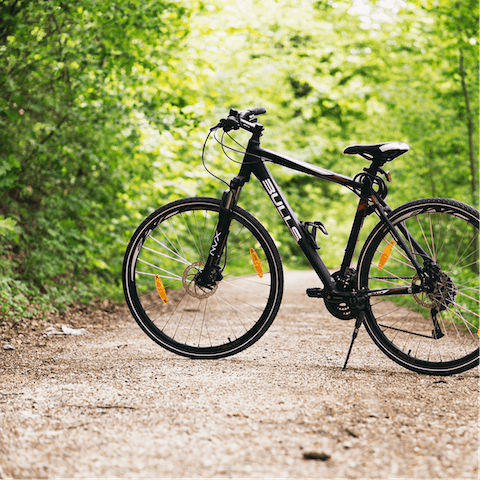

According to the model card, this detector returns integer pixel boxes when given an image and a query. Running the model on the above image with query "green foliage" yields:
[0,0,477,322]
[0,0,200,319]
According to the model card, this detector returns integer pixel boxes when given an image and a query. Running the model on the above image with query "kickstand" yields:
[342,310,365,371]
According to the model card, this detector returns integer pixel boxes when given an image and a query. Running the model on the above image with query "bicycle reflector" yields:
[250,248,263,278]
[378,240,395,270]
[154,274,168,303]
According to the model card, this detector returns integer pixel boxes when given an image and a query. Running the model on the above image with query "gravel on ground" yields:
[1,271,478,479]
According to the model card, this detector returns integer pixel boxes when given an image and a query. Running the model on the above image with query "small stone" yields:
[3,344,14,350]
[345,428,358,438]
[303,451,331,461]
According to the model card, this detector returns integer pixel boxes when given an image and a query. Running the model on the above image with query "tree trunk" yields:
[459,49,479,272]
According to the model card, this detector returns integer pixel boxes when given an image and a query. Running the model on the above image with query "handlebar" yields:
[211,107,267,133]
[240,107,267,119]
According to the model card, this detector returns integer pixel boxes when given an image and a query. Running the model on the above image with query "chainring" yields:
[324,297,360,320]
[323,269,360,320]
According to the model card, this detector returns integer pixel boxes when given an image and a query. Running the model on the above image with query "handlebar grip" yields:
[239,107,267,120]
[249,107,267,116]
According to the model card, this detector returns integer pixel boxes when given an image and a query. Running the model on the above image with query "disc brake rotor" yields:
[412,272,456,310]
[182,262,218,299]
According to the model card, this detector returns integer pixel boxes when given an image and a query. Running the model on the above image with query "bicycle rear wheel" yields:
[122,197,284,359]
[358,198,479,375]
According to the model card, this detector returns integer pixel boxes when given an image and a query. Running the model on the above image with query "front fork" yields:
[196,188,239,289]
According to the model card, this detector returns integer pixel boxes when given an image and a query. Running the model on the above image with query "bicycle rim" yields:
[123,197,283,358]
[359,198,479,375]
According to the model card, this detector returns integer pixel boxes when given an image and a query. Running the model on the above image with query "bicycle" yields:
[122,107,479,376]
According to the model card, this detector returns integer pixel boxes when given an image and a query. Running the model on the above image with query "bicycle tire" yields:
[358,198,479,375]
[122,197,284,359]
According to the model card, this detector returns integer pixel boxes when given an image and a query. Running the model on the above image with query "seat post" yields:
[364,159,384,177]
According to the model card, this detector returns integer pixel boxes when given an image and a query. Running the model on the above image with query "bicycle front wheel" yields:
[358,198,479,375]
[122,197,284,359]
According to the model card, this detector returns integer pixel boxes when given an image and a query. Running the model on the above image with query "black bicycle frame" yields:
[201,131,429,297]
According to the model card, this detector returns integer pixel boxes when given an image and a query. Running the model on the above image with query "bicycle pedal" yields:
[306,288,324,298]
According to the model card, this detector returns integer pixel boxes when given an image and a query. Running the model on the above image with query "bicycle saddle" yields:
[343,142,409,162]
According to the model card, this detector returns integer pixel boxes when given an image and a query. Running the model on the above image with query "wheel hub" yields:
[413,271,456,310]
[182,262,218,299]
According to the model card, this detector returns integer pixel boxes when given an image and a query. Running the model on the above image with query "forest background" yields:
[0,0,478,321]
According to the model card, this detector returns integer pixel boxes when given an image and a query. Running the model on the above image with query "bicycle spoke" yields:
[157,222,189,266]
[216,287,265,313]
[220,278,270,300]
[137,258,183,280]
[136,270,181,282]
[147,238,190,265]
[192,210,206,261]
[181,212,203,260]
[142,245,190,266]
[428,213,437,261]
[415,215,435,260]
[208,294,247,339]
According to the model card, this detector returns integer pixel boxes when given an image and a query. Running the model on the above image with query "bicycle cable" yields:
[213,128,265,165]
[201,126,266,187]
[219,130,245,164]
[201,129,229,187]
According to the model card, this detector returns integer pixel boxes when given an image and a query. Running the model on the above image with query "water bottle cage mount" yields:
[301,221,329,250]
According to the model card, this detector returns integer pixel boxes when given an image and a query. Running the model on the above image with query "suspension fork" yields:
[197,142,258,288]
[196,188,239,288]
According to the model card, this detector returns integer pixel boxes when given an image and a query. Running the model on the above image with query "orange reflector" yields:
[378,240,395,270]
[250,248,263,278]
[155,274,168,303]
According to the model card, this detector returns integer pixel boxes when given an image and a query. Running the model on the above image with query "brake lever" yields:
[210,107,262,133]
[209,116,239,133]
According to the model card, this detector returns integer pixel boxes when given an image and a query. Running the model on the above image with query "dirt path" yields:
[1,271,478,479]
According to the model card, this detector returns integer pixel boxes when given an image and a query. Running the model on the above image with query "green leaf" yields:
[0,217,17,238]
